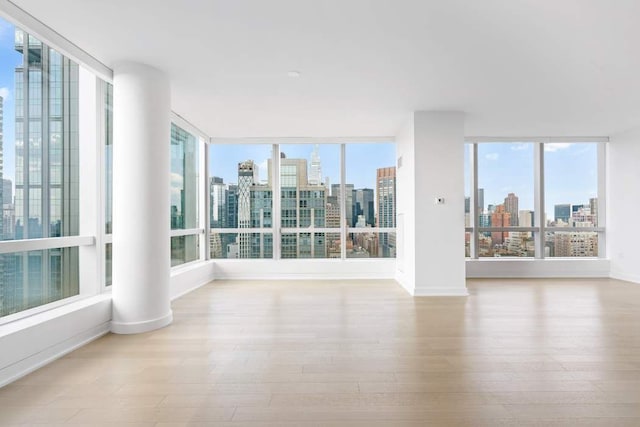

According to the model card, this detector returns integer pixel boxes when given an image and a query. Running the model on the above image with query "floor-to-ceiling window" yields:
[0,20,81,317]
[170,123,200,267]
[465,139,605,259]
[208,141,396,260]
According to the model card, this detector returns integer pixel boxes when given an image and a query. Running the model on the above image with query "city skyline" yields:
[208,143,396,192]
[209,151,396,259]
[466,142,599,220]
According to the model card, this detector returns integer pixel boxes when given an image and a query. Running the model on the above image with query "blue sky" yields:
[466,142,598,219]
[209,143,396,190]
[0,18,21,189]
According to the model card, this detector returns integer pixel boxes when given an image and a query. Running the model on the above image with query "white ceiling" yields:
[11,0,640,138]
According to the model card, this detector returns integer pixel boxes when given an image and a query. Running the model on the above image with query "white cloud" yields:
[0,87,10,101]
[485,153,499,161]
[510,143,529,151]
[544,143,573,152]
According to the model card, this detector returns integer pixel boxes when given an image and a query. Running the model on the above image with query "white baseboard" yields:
[0,295,112,388]
[466,258,610,278]
[413,287,469,296]
[214,259,396,281]
[170,261,215,300]
[609,270,640,284]
[0,321,110,388]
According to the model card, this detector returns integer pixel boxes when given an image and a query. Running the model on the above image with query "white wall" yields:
[466,259,610,278]
[0,296,111,387]
[395,114,415,293]
[214,259,396,280]
[395,111,468,296]
[608,127,640,284]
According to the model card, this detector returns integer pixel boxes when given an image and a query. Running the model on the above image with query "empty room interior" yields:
[1,0,640,425]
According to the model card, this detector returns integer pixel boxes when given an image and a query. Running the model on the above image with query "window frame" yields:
[465,137,607,259]
[208,138,397,261]
[169,115,208,269]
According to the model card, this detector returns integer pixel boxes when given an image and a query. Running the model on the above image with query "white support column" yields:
[395,111,468,296]
[111,62,172,334]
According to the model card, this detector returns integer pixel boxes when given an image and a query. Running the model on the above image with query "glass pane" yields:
[346,231,396,258]
[171,124,199,230]
[477,143,534,257]
[104,82,113,234]
[545,231,598,257]
[465,231,471,258]
[280,144,339,231]
[278,144,340,259]
[0,247,79,317]
[105,243,112,287]
[209,144,273,229]
[544,143,598,227]
[1,20,79,242]
[210,232,273,259]
[345,143,396,229]
[280,232,337,259]
[464,144,471,228]
[171,235,200,266]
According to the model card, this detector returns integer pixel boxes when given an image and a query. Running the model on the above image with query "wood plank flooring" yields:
[1,278,640,426]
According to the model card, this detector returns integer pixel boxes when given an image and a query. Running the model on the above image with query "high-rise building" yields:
[354,188,374,227]
[377,166,396,257]
[210,176,226,228]
[554,232,598,257]
[519,210,533,227]
[519,210,534,239]
[477,188,485,214]
[308,144,322,185]
[590,198,598,226]
[464,196,470,214]
[332,183,355,226]
[2,30,80,317]
[237,160,258,258]
[491,204,510,246]
[272,157,326,258]
[2,179,14,240]
[504,193,519,226]
[226,184,238,229]
[554,203,571,224]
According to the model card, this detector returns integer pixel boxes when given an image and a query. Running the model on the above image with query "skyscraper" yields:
[272,156,326,258]
[377,166,396,257]
[209,176,226,228]
[554,203,571,224]
[332,183,355,226]
[477,188,485,214]
[590,198,598,226]
[3,30,80,316]
[237,160,258,258]
[354,188,374,227]
[308,144,322,185]
[504,193,519,226]
[491,204,510,246]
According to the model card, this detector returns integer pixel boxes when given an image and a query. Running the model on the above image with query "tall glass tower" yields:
[1,30,80,316]
[376,166,396,257]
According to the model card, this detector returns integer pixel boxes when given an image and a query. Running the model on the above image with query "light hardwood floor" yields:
[1,278,640,426]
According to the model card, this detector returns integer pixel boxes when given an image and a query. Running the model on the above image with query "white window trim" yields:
[465,138,607,260]
[208,141,397,261]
